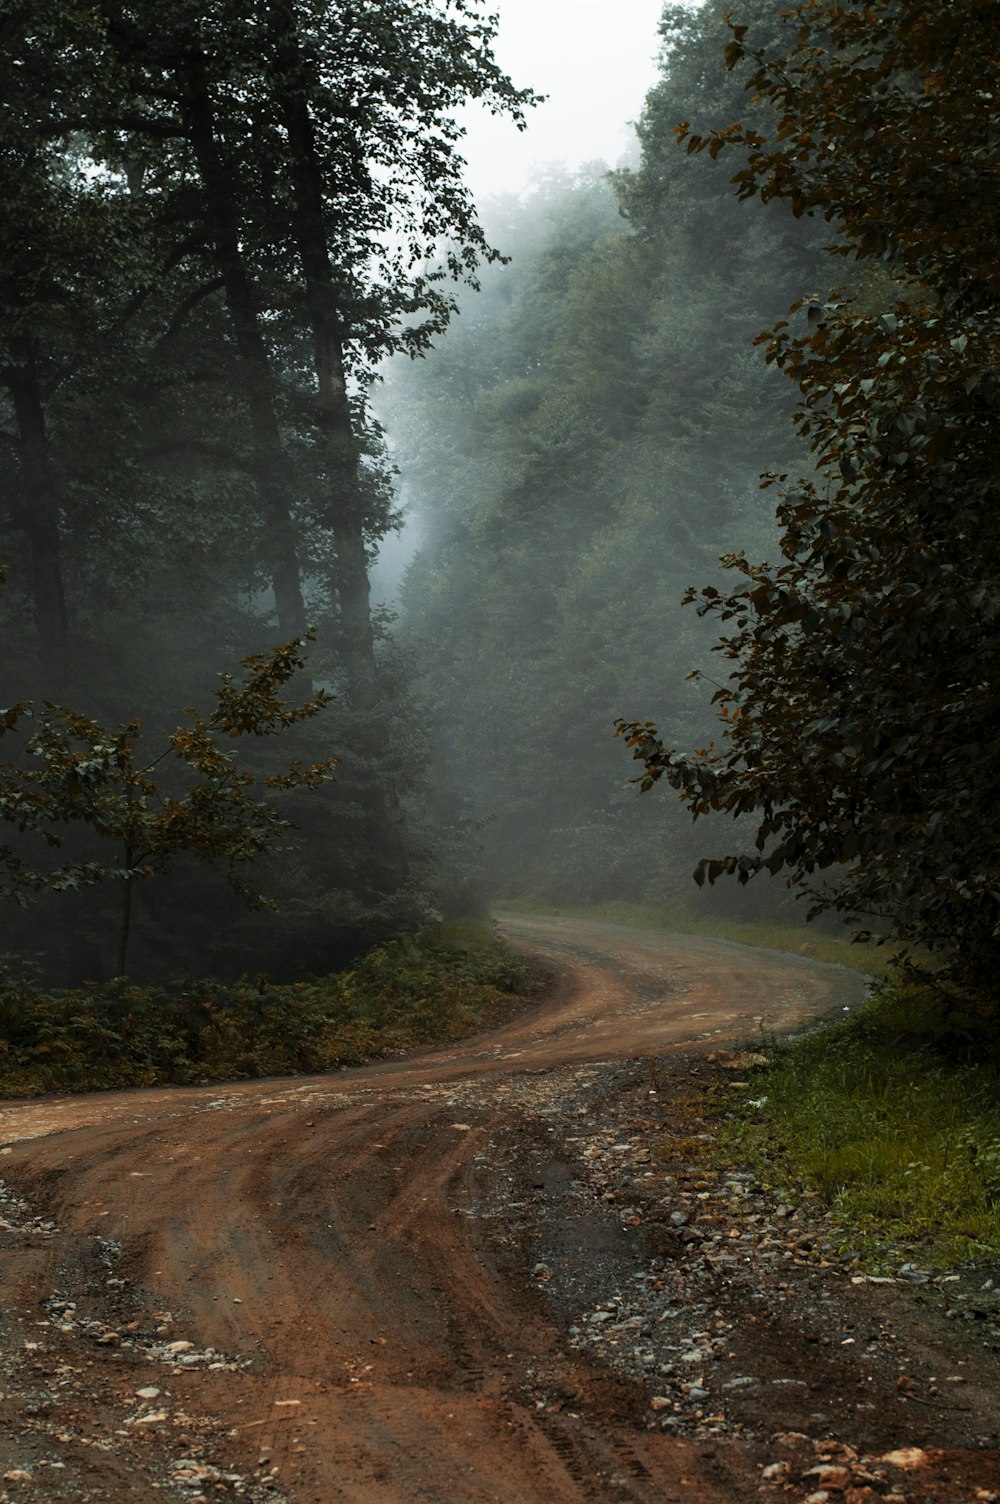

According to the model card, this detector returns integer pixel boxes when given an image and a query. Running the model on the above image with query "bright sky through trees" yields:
[456,0,682,197]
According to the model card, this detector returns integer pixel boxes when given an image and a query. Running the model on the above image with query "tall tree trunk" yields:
[181,45,308,642]
[6,340,69,686]
[265,2,378,707]
[265,1,405,896]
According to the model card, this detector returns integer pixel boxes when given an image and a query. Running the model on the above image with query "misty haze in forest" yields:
[378,0,829,922]
[5,0,994,1004]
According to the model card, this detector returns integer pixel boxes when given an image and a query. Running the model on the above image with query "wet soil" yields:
[0,916,996,1503]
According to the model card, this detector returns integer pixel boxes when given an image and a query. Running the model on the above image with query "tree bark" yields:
[265,2,379,706]
[181,44,308,642]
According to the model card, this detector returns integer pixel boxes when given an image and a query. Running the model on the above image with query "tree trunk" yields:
[181,45,308,643]
[265,2,408,894]
[6,341,69,686]
[265,2,379,706]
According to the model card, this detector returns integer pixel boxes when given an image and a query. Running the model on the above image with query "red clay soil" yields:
[0,916,996,1504]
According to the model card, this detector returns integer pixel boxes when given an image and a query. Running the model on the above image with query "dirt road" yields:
[0,918,996,1503]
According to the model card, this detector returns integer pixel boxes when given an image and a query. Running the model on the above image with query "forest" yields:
[382,0,828,918]
[0,0,536,995]
[386,0,1000,997]
[1,0,998,1091]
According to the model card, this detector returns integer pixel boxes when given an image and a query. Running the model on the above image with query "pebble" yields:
[170,1458,244,1489]
[519,1066,1000,1478]
[805,1464,852,1487]
[879,1447,928,1469]
[131,1408,170,1426]
[37,1291,246,1375]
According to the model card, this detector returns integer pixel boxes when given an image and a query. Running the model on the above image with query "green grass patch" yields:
[0,920,533,1099]
[493,896,891,976]
[713,979,1000,1270]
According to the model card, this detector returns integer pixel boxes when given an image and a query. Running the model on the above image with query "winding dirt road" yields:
[0,917,947,1504]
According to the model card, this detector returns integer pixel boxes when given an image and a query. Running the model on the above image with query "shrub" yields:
[0,922,531,1098]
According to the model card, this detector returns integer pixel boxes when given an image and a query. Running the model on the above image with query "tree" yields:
[0,2,275,698]
[0,636,335,976]
[384,4,830,909]
[1,0,536,711]
[85,0,534,694]
[0,1,536,972]
[0,3,133,682]
[617,0,1000,987]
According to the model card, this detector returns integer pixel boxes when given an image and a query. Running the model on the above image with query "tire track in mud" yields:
[0,918,869,1503]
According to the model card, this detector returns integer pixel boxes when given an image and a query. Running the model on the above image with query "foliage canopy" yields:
[0,0,534,976]
[618,0,1000,986]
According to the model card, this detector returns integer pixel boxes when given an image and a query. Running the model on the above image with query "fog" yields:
[1,0,830,989]
[379,145,823,916]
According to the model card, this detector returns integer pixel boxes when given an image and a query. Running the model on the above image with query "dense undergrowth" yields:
[713,979,1000,1270]
[0,921,532,1099]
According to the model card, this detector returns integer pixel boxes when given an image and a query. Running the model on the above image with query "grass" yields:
[492,895,893,976]
[0,919,534,1099]
[710,979,1000,1270]
[495,896,999,1269]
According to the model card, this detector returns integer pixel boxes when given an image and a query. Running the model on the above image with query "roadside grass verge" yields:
[710,979,1000,1270]
[500,900,1000,1268]
[493,896,891,976]
[0,920,533,1099]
